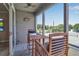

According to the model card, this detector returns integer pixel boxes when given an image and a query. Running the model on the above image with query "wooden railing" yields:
[30,32,68,56]
[49,33,68,56]
[34,40,48,56]
[30,35,49,56]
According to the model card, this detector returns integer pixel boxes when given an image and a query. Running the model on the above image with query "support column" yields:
[64,3,69,32]
[42,11,45,45]
[34,14,36,32]
[9,4,13,56]
[64,3,69,56]
[12,4,17,47]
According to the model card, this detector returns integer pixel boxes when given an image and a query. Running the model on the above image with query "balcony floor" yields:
[13,45,79,56]
[68,45,79,56]
[0,42,9,56]
[0,44,79,56]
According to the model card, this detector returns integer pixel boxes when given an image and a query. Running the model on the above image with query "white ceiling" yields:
[14,3,41,13]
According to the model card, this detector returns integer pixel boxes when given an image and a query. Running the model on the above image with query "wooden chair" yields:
[48,32,68,56]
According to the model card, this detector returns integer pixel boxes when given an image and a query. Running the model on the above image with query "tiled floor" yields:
[0,44,79,56]
[13,45,79,56]
[68,45,79,56]
[0,42,9,56]
[0,47,9,56]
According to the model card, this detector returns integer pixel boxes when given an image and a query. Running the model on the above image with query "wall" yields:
[0,4,9,56]
[0,4,9,42]
[16,10,35,43]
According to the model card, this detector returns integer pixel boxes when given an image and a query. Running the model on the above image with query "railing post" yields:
[49,35,51,56]
[64,3,69,56]
[65,33,68,56]
[42,11,45,45]
[32,39,35,56]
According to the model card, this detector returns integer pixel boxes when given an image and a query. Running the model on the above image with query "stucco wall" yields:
[16,10,35,43]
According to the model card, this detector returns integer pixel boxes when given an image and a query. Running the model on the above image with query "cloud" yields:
[73,6,79,10]
[69,6,79,10]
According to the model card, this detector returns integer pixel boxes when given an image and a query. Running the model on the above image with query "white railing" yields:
[69,32,79,46]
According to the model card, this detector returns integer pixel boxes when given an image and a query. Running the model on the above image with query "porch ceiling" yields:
[14,3,41,13]
[14,3,55,14]
[0,3,6,11]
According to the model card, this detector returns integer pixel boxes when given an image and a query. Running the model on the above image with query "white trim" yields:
[12,3,17,47]
[12,4,16,13]
[13,9,17,47]
[9,3,17,55]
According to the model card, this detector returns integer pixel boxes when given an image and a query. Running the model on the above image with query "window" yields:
[0,18,4,32]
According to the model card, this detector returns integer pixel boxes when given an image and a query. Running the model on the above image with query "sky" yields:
[36,3,79,26]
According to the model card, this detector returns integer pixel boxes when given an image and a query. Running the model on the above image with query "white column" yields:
[9,4,13,56]
[12,4,17,47]
[14,11,16,46]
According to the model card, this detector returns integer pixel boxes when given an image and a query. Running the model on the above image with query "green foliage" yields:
[37,24,42,29]
[73,24,79,31]
[36,24,75,33]
[57,24,64,32]
[69,24,73,31]
[45,25,49,30]
[36,24,42,33]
